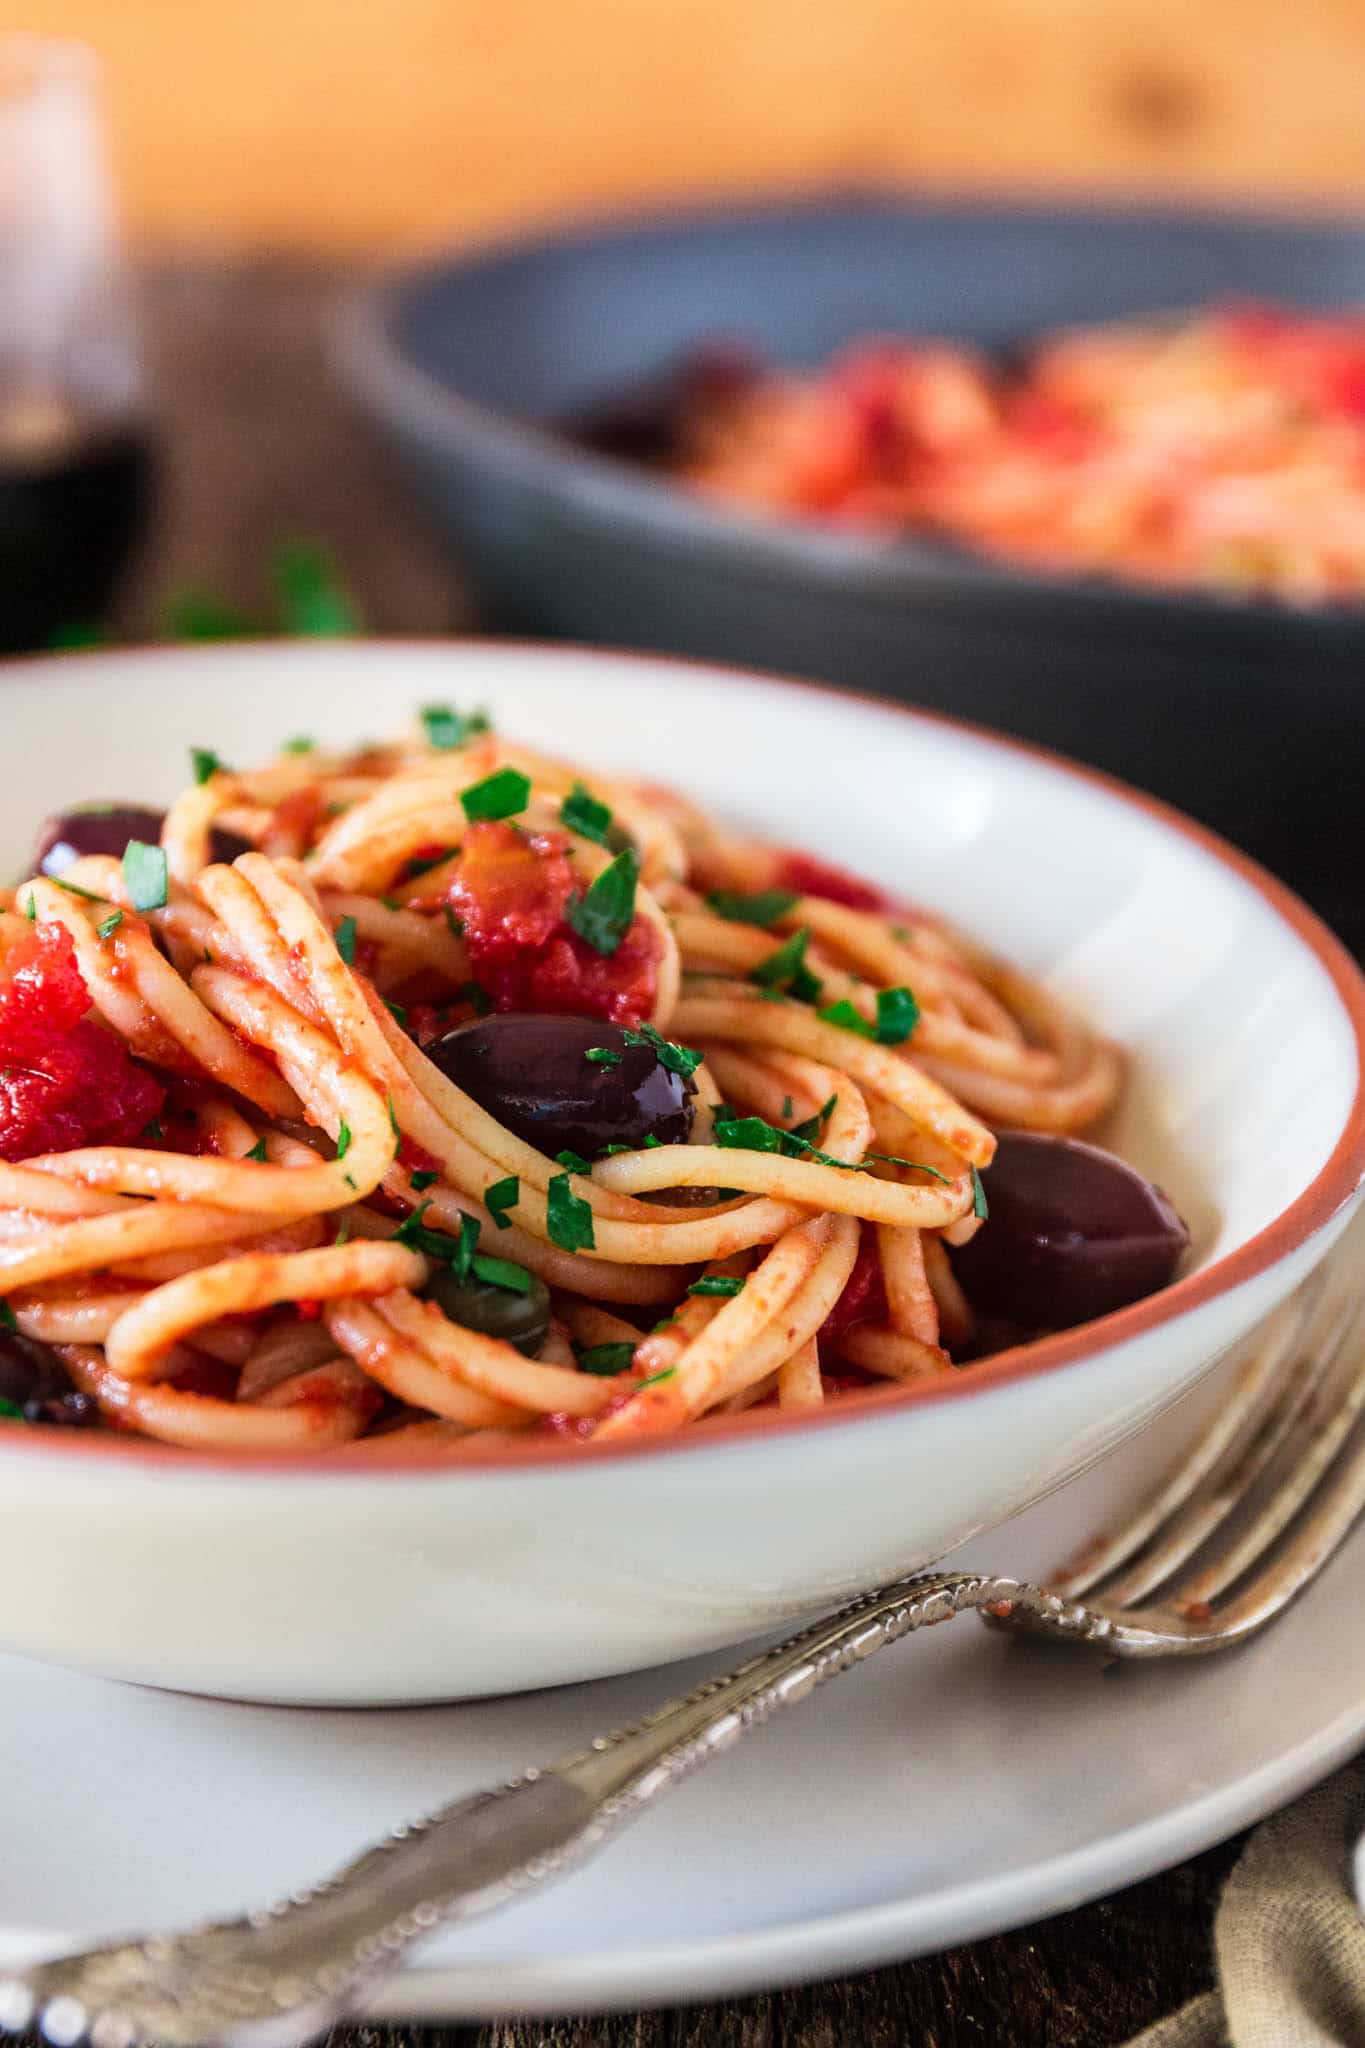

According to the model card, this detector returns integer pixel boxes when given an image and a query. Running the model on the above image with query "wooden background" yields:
[23,0,1365,251]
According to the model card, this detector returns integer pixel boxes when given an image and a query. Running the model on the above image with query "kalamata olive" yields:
[33,804,249,879]
[426,1014,696,1161]
[0,1329,96,1427]
[948,1131,1190,1332]
[424,1266,552,1357]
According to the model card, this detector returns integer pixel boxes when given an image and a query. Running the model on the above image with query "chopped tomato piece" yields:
[818,1225,888,1344]
[775,851,887,913]
[448,821,659,1026]
[0,924,165,1161]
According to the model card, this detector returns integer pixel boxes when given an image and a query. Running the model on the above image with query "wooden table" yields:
[101,254,1242,2048]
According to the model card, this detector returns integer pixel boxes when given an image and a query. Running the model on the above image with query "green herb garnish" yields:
[22,895,35,921]
[142,1116,164,1141]
[335,1121,353,1161]
[469,1254,535,1295]
[457,980,491,1016]
[402,848,454,882]
[817,998,873,1039]
[122,841,168,913]
[410,1168,438,1191]
[162,587,255,641]
[282,735,315,754]
[384,999,409,1027]
[706,889,799,927]
[335,915,358,965]
[560,781,613,845]
[565,846,639,957]
[971,1165,989,1220]
[460,766,530,823]
[55,878,106,902]
[620,1020,703,1079]
[244,1138,268,1162]
[687,1275,745,1298]
[191,747,222,785]
[444,907,465,938]
[576,1341,637,1376]
[635,1366,676,1392]
[421,703,490,751]
[789,1093,838,1146]
[874,987,920,1045]
[585,1046,622,1068]
[751,926,821,1002]
[0,1396,24,1421]
[485,1175,519,1228]
[395,1201,480,1279]
[96,911,124,939]
[0,1302,17,1332]
[546,1171,595,1253]
[272,540,361,637]
[555,1148,592,1175]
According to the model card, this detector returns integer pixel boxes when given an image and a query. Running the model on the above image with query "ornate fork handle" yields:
[1,1570,1110,2048]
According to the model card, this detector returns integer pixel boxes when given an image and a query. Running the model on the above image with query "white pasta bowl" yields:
[0,640,1361,1706]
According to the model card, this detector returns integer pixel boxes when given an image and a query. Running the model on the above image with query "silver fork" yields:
[7,1222,1365,2048]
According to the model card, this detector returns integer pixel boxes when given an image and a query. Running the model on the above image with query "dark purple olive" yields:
[426,1013,696,1161]
[948,1132,1190,1332]
[0,1330,96,1427]
[33,804,250,879]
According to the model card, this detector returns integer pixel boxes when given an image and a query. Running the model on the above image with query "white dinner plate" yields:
[2,1336,1361,2021]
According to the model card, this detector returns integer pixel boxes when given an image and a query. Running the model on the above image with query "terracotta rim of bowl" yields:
[1,638,1363,1478]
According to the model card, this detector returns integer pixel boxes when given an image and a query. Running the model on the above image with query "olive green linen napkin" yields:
[1124,1758,1365,2047]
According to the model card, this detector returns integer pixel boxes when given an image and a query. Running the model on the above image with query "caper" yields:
[424,1266,552,1357]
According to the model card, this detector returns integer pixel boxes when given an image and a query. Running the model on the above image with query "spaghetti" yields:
[655,302,1365,605]
[0,710,1134,1457]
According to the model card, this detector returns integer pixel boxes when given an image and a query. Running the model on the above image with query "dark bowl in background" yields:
[336,193,1365,940]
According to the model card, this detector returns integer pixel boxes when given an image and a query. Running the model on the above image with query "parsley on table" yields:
[576,1341,637,1376]
[706,889,799,927]
[547,1171,595,1253]
[688,1275,745,1298]
[421,703,490,751]
[485,1175,519,1228]
[122,841,168,913]
[560,782,613,845]
[461,767,530,822]
[335,915,358,965]
[751,927,821,1002]
[565,847,639,957]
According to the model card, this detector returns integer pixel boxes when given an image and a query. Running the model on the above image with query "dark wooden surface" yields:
[104,254,1237,2048]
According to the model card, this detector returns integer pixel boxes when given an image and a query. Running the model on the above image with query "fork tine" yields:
[1094,1283,1361,1609]
[1170,1290,1365,1607]
[1047,1277,1323,1600]
[1198,1400,1365,1645]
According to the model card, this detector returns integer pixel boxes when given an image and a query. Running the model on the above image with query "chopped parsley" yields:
[576,1340,637,1376]
[565,846,639,957]
[0,1302,16,1332]
[54,878,105,902]
[971,1165,989,1220]
[687,1275,745,1298]
[546,1171,595,1253]
[410,1168,438,1191]
[706,889,799,927]
[384,999,408,1027]
[470,1253,536,1295]
[142,1116,164,1141]
[621,1020,703,1079]
[122,840,168,913]
[0,1396,24,1422]
[334,1217,352,1246]
[243,1138,268,1162]
[485,1175,519,1228]
[815,988,919,1044]
[457,980,492,1016]
[421,703,490,751]
[789,1093,838,1146]
[460,766,530,822]
[596,1141,633,1158]
[751,926,821,1002]
[190,747,222,785]
[22,895,34,921]
[380,895,402,912]
[560,781,613,845]
[386,1092,400,1139]
[395,1202,480,1279]
[555,1148,592,1174]
[585,1046,622,1068]
[711,1109,942,1182]
[282,735,315,754]
[635,1366,676,1392]
[782,1095,794,1119]
[335,1121,353,1161]
[444,907,465,938]
[335,915,358,965]
[96,910,124,939]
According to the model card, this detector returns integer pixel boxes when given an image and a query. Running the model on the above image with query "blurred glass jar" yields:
[0,36,153,653]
